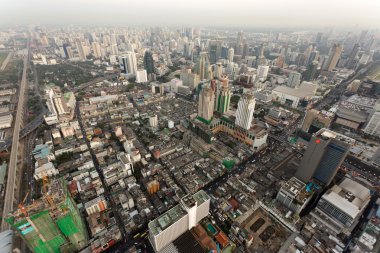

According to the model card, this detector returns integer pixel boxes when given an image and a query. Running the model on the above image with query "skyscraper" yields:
[195,52,211,80]
[198,84,215,121]
[215,77,231,114]
[287,72,302,88]
[228,48,234,63]
[323,44,343,71]
[119,51,137,75]
[346,43,360,69]
[303,61,319,81]
[91,42,102,59]
[75,39,86,61]
[295,129,351,186]
[143,51,155,74]
[208,40,222,64]
[235,93,256,130]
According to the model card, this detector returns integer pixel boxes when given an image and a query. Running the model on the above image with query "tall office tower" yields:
[195,52,211,80]
[198,85,215,121]
[257,65,269,81]
[184,27,193,39]
[307,51,318,66]
[364,102,380,136]
[221,45,228,59]
[301,45,313,66]
[40,33,49,46]
[236,31,244,46]
[235,93,256,130]
[346,43,360,69]
[215,77,231,114]
[287,71,302,88]
[66,46,74,60]
[62,43,70,59]
[358,30,368,46]
[119,51,137,75]
[323,43,343,71]
[149,191,210,252]
[303,61,319,81]
[136,69,148,83]
[213,63,223,79]
[110,44,118,55]
[143,51,155,75]
[91,42,102,59]
[315,32,323,44]
[228,48,234,63]
[295,129,352,186]
[75,39,86,60]
[5,179,88,252]
[208,40,222,64]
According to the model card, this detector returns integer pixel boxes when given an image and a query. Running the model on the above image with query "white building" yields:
[149,115,158,128]
[287,71,302,88]
[364,102,380,136]
[257,65,269,82]
[235,93,256,130]
[228,47,234,63]
[34,162,59,180]
[119,51,137,75]
[0,114,13,129]
[148,190,210,252]
[91,42,102,59]
[168,120,174,129]
[272,81,317,108]
[311,177,371,237]
[136,69,148,83]
[85,196,108,215]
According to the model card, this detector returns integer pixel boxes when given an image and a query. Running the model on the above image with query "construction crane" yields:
[42,176,55,208]
[18,191,30,217]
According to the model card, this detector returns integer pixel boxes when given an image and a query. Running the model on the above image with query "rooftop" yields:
[272,81,316,98]
[315,128,356,145]
[322,177,371,218]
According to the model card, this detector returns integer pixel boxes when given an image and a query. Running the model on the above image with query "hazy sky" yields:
[1,0,380,29]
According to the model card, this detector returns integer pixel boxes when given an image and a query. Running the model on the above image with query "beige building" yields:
[198,85,215,121]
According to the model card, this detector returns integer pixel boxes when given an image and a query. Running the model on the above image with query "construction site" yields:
[5,178,88,253]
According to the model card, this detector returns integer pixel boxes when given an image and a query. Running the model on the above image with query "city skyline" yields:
[1,0,380,29]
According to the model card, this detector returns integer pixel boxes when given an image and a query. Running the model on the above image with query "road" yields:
[1,40,30,231]
[0,51,13,71]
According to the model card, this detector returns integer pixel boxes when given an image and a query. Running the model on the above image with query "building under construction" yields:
[5,178,88,253]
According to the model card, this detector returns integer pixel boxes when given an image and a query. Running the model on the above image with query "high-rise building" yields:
[295,129,352,186]
[364,102,380,136]
[212,63,223,80]
[323,43,343,71]
[303,61,319,81]
[148,191,210,252]
[208,40,222,64]
[346,43,360,69]
[287,72,302,88]
[195,52,211,80]
[315,32,323,44]
[235,93,256,130]
[119,51,137,75]
[180,69,200,90]
[143,51,155,75]
[257,65,269,81]
[198,84,215,121]
[301,109,333,134]
[91,42,102,59]
[136,69,148,83]
[75,39,86,61]
[5,179,88,253]
[215,77,231,114]
[228,48,234,63]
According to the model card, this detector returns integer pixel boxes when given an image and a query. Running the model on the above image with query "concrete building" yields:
[180,69,200,90]
[119,52,137,75]
[149,115,158,128]
[0,230,13,253]
[136,69,148,83]
[364,102,380,136]
[0,114,13,129]
[235,93,256,130]
[296,129,352,186]
[346,80,361,93]
[34,162,59,180]
[311,177,371,237]
[215,77,231,114]
[148,190,210,252]
[272,81,316,108]
[276,177,314,214]
[228,48,234,63]
[195,52,211,80]
[91,42,102,59]
[198,85,215,122]
[301,109,334,134]
[287,72,302,88]
[257,65,269,82]
[323,44,343,71]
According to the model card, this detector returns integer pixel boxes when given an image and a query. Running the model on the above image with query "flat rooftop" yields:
[149,190,209,236]
[322,177,371,219]
[272,81,316,98]
[315,128,355,145]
